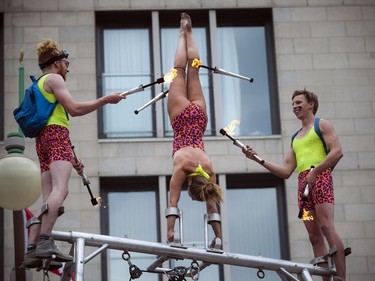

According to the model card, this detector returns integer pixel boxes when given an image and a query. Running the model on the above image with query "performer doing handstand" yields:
[166,13,223,246]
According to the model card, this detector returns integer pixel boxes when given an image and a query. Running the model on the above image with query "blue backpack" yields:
[13,75,58,138]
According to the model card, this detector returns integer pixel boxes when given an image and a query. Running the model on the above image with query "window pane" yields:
[161,27,213,137]
[107,191,159,281]
[227,188,281,281]
[218,27,272,136]
[103,29,154,137]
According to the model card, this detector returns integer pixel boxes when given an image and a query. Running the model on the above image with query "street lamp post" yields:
[14,49,26,281]
[0,52,41,281]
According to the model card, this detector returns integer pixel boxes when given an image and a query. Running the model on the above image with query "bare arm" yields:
[206,199,222,240]
[169,162,187,208]
[243,146,296,179]
[167,159,188,242]
[71,158,84,176]
[203,172,222,240]
[45,74,124,117]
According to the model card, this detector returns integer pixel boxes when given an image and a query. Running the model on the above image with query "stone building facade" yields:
[1,1,374,281]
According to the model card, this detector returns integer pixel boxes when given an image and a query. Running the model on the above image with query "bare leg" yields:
[166,13,192,243]
[304,213,330,281]
[28,171,54,245]
[39,161,71,235]
[316,203,346,281]
[28,224,41,245]
[184,13,207,113]
[168,13,190,121]
[25,162,72,266]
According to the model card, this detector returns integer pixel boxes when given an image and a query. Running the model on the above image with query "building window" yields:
[96,9,279,139]
[100,173,288,281]
[1,13,4,141]
[225,173,289,281]
[160,23,213,137]
[102,28,153,138]
[0,12,4,278]
[100,176,160,281]
[166,188,222,281]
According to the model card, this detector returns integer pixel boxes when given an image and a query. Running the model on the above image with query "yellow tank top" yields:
[292,126,326,173]
[38,74,69,128]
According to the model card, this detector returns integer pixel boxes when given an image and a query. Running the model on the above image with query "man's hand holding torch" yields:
[242,145,265,165]
[71,157,85,176]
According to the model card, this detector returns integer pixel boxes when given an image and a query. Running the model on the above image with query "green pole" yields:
[18,51,24,135]
[13,50,26,281]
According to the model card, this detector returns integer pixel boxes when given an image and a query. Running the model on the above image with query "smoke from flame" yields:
[224,120,241,136]
[163,68,177,84]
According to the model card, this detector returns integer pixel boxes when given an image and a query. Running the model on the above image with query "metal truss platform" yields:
[51,230,339,281]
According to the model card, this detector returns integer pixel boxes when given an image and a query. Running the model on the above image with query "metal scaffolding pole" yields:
[52,230,337,281]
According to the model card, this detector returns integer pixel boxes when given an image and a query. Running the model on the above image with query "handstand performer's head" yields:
[188,176,224,203]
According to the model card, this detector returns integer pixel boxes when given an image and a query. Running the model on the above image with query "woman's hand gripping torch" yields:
[219,128,264,164]
[192,59,254,83]
[71,146,102,207]
[121,68,177,98]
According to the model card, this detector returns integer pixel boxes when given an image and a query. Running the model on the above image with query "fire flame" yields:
[301,209,314,221]
[163,68,177,84]
[224,120,241,136]
[192,58,202,69]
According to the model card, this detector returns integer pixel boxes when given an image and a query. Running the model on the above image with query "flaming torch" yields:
[192,59,254,83]
[219,120,264,164]
[71,146,102,207]
[133,68,177,114]
[121,68,177,98]
[134,90,169,114]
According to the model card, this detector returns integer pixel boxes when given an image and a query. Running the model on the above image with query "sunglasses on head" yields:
[39,49,69,69]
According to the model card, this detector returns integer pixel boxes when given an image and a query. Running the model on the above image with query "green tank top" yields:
[38,74,69,128]
[292,125,326,174]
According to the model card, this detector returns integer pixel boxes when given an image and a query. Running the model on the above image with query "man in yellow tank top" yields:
[24,39,124,270]
[243,90,346,281]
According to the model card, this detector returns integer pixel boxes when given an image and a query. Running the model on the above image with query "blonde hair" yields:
[189,176,224,203]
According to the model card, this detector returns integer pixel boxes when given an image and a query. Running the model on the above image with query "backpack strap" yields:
[32,73,70,121]
[291,128,301,146]
[30,75,37,83]
[314,117,329,155]
[30,73,49,84]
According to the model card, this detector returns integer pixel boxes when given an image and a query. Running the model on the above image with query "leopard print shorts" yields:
[36,125,72,173]
[298,168,334,211]
[172,103,207,155]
